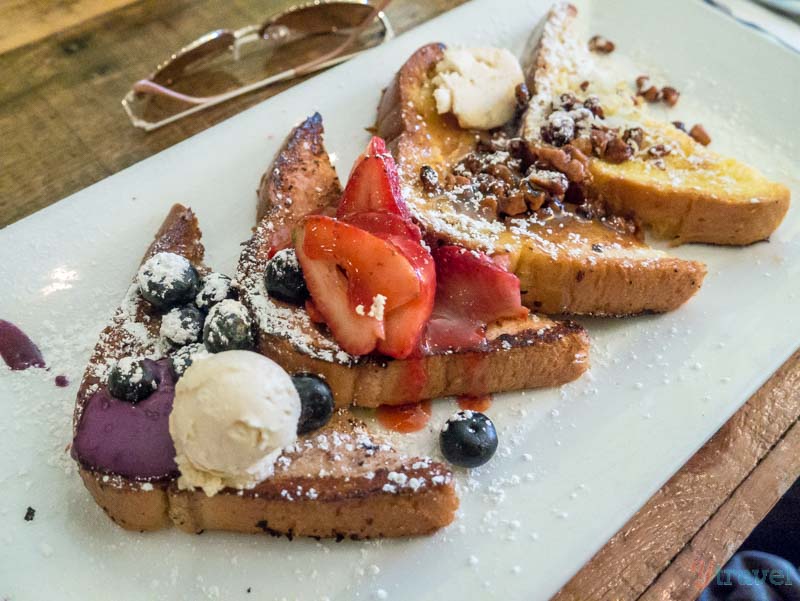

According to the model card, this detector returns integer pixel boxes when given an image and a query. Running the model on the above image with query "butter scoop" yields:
[432,47,524,130]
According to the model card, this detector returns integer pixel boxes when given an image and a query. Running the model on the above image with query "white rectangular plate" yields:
[1,0,799,599]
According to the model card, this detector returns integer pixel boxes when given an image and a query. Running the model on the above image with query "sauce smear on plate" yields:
[0,320,45,370]
[376,400,432,433]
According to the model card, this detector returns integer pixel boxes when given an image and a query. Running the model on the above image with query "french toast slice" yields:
[72,204,458,537]
[521,2,790,246]
[376,43,706,316]
[237,113,590,407]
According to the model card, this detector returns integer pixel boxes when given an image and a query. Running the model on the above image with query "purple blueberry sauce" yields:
[55,375,69,387]
[72,359,179,481]
[0,319,45,370]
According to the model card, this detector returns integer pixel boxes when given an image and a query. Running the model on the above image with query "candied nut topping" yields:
[622,127,644,148]
[603,136,634,163]
[541,111,575,146]
[583,96,604,119]
[647,144,671,158]
[642,85,661,102]
[579,80,590,92]
[420,165,440,193]
[515,82,531,109]
[662,86,680,107]
[689,124,711,146]
[588,35,615,54]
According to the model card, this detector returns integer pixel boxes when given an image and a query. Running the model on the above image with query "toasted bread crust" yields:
[589,159,791,246]
[239,113,591,405]
[377,43,705,316]
[252,314,589,407]
[256,111,342,241]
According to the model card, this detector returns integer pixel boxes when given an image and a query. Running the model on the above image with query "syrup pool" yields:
[376,400,432,433]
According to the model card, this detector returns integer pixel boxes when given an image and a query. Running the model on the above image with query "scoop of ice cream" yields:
[169,350,300,496]
[432,47,524,130]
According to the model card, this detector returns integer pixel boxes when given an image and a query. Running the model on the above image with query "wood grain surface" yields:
[2,2,799,601]
[0,0,467,227]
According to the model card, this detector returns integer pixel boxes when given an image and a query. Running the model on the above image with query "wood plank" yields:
[0,0,140,53]
[641,416,800,601]
[553,349,800,601]
[0,0,467,228]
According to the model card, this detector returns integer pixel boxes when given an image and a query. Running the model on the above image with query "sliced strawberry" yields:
[423,246,529,352]
[304,299,326,324]
[342,211,422,242]
[376,236,436,359]
[303,216,420,312]
[337,138,409,220]
[366,136,388,156]
[296,227,384,355]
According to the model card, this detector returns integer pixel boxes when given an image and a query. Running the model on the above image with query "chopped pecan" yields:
[583,96,605,119]
[588,35,615,54]
[515,82,531,108]
[540,111,575,147]
[525,168,569,197]
[521,182,547,211]
[689,124,711,146]
[532,144,590,184]
[559,93,579,110]
[622,127,644,148]
[580,80,590,92]
[419,165,440,193]
[635,75,650,91]
[647,144,671,158]
[603,137,634,164]
[499,191,528,216]
[487,163,515,185]
[590,127,614,157]
[662,86,680,107]
[641,86,661,102]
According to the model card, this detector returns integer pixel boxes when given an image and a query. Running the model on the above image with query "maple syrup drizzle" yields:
[376,400,432,433]
[0,319,45,371]
[457,394,493,412]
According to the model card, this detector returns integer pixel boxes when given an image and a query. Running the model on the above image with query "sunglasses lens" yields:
[266,2,379,36]
[152,30,236,85]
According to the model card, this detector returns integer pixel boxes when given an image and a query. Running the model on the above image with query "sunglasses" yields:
[123,0,393,131]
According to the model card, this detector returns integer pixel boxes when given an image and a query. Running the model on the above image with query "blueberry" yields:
[160,305,204,346]
[292,373,335,434]
[195,272,233,311]
[137,252,200,310]
[107,357,160,403]
[265,249,309,305]
[203,299,254,352]
[170,342,209,377]
[439,411,498,468]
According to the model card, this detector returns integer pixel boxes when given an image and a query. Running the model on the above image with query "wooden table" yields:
[2,1,799,598]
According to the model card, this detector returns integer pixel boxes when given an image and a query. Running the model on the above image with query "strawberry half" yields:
[423,246,529,352]
[376,236,436,359]
[296,227,383,355]
[337,137,410,220]
[342,212,434,358]
[298,216,425,356]
[342,211,422,242]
